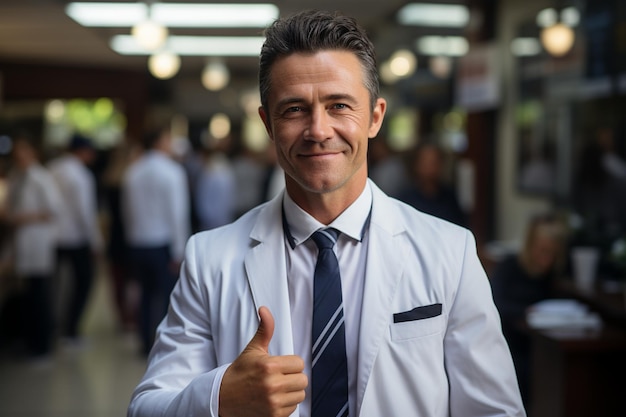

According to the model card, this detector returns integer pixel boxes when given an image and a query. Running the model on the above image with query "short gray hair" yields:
[259,10,380,112]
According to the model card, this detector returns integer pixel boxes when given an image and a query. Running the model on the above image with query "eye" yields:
[332,103,347,110]
[286,106,303,113]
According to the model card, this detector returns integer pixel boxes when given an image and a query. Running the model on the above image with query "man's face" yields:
[259,50,385,200]
[415,147,443,183]
[529,234,560,276]
[12,140,35,170]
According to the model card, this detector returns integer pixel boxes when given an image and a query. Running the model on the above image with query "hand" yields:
[219,306,308,417]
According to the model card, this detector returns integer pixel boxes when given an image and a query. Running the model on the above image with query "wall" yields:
[0,61,148,142]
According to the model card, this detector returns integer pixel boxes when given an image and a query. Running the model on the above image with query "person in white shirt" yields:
[1,131,62,359]
[128,11,525,417]
[122,128,190,356]
[194,137,237,231]
[48,134,103,343]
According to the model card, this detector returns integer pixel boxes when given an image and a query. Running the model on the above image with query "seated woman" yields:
[490,213,567,407]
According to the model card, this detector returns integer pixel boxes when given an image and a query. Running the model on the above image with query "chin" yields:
[295,176,344,194]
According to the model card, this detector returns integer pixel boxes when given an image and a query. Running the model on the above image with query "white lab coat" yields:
[128,180,525,417]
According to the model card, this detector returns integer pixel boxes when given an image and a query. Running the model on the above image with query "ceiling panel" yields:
[0,0,471,76]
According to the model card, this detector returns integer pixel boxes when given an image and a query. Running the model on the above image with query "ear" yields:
[258,106,274,141]
[368,98,387,139]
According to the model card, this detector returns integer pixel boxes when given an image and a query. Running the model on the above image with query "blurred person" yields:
[367,138,407,198]
[101,140,141,331]
[179,137,205,233]
[490,213,567,407]
[231,145,267,217]
[261,143,286,201]
[397,142,468,227]
[0,131,62,360]
[122,127,190,356]
[48,133,104,344]
[128,10,524,417]
[194,135,237,231]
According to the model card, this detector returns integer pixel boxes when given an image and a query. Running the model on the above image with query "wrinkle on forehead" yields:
[268,51,367,104]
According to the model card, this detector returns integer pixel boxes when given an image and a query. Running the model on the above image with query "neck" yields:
[285,178,366,225]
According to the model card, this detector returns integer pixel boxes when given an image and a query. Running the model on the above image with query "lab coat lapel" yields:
[244,193,295,357]
[356,183,406,414]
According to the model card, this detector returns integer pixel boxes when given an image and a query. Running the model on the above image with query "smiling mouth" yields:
[300,149,343,157]
[303,152,337,157]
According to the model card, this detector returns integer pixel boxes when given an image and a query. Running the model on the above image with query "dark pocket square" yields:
[393,303,442,323]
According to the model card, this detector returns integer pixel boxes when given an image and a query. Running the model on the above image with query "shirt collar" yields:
[282,182,372,249]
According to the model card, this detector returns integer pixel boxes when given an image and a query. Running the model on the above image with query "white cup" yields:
[571,247,600,293]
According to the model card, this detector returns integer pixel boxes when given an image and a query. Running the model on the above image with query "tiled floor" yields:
[0,270,147,417]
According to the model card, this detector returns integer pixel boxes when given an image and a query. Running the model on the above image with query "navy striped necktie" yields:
[311,228,349,417]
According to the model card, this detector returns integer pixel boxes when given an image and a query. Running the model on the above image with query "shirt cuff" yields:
[210,363,231,417]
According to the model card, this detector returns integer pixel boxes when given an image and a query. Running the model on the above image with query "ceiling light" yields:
[536,7,578,57]
[66,2,278,28]
[66,2,146,26]
[132,19,168,51]
[202,61,230,91]
[561,7,580,27]
[240,89,262,117]
[151,3,279,28]
[510,37,542,57]
[111,35,265,56]
[148,51,181,79]
[417,36,468,57]
[398,3,469,28]
[429,56,452,79]
[536,8,558,28]
[380,61,400,85]
[540,23,575,57]
[389,49,417,78]
[209,113,231,140]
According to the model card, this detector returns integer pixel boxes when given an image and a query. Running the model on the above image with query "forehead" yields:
[267,50,366,98]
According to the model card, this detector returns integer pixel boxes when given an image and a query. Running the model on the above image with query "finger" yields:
[268,354,305,374]
[280,372,308,393]
[246,306,275,353]
[276,390,307,410]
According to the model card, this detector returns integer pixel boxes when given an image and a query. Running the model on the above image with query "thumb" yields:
[247,306,275,353]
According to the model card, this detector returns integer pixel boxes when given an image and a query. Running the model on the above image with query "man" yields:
[48,133,103,343]
[194,135,237,231]
[2,131,62,360]
[122,128,190,356]
[397,142,468,228]
[128,10,525,417]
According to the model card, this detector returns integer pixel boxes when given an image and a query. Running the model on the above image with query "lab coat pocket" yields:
[390,314,445,342]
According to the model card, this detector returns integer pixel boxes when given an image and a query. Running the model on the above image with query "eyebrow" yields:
[275,93,358,109]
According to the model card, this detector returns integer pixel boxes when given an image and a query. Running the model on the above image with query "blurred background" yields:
[0,0,625,416]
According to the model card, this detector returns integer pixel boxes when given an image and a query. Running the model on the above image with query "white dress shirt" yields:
[122,150,190,260]
[6,164,63,276]
[48,154,103,250]
[283,183,372,417]
[195,153,236,231]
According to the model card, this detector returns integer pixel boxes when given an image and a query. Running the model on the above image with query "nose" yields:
[304,106,332,142]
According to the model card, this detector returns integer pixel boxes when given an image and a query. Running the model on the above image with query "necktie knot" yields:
[312,228,339,251]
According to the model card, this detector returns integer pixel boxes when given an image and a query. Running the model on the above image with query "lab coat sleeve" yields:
[444,231,526,417]
[127,236,228,417]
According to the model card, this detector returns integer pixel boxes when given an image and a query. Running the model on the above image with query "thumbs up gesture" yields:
[219,307,308,417]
